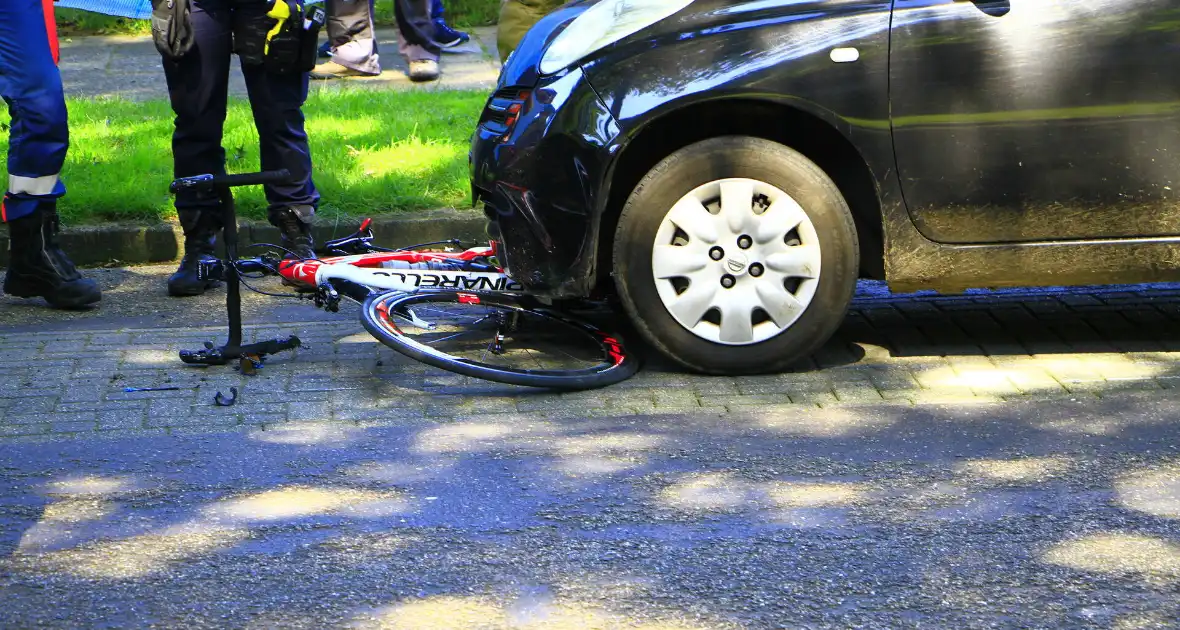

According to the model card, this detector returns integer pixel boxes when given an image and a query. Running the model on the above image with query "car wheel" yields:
[612,136,859,375]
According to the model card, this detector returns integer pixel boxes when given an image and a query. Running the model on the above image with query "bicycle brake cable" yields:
[244,242,325,263]
[232,261,307,299]
[237,275,306,299]
[394,238,468,252]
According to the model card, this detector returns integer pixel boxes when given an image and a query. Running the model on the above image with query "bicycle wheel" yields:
[360,290,640,390]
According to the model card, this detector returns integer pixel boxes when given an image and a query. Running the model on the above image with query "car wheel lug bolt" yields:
[709,247,724,261]
[750,263,764,277]
[738,235,752,249]
[721,274,736,288]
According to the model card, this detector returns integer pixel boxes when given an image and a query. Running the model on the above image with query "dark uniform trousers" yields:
[162,0,319,222]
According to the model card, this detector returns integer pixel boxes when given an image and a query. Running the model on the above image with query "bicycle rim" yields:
[360,291,640,390]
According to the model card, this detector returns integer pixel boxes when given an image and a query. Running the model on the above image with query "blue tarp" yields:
[55,0,322,20]
[56,0,151,19]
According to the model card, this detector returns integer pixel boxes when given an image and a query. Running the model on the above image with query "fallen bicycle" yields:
[170,170,640,390]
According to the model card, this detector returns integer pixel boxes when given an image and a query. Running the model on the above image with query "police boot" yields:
[168,208,223,297]
[3,203,102,309]
[271,205,316,291]
[272,204,315,261]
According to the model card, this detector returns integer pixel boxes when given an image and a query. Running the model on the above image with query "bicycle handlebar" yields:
[169,170,293,194]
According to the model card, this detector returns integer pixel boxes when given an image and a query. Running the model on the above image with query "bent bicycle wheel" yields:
[360,290,640,390]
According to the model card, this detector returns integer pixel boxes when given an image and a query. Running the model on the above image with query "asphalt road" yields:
[3,396,1180,628]
[4,269,1180,628]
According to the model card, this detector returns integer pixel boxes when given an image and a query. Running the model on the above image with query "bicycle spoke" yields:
[548,341,591,364]
[363,290,639,389]
[421,305,484,322]
[522,346,546,370]
[422,328,484,346]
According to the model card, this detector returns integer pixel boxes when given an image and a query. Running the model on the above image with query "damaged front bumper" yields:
[469,67,621,298]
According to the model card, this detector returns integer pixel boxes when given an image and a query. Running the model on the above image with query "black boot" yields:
[272,204,315,260]
[168,208,223,297]
[3,204,101,309]
[271,205,316,291]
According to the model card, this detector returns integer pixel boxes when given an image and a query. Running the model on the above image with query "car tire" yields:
[612,136,859,375]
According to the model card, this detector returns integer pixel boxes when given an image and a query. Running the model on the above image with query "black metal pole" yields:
[218,186,243,351]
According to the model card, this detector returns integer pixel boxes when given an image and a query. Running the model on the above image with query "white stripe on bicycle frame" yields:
[8,174,60,196]
[316,264,523,293]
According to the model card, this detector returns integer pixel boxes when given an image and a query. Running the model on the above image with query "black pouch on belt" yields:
[233,0,323,73]
[262,0,303,73]
[151,0,195,60]
[232,2,274,66]
[264,2,327,73]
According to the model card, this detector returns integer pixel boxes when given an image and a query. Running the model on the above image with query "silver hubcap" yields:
[650,178,822,345]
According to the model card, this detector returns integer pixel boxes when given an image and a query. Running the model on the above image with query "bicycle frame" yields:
[171,169,531,371]
[278,250,526,295]
[169,170,639,390]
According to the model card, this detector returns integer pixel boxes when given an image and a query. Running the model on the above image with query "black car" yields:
[469,0,1180,375]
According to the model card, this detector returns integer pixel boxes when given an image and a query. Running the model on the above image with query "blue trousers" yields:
[0,0,68,223]
[161,0,319,218]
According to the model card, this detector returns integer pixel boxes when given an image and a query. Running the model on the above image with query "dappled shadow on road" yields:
[3,394,1180,627]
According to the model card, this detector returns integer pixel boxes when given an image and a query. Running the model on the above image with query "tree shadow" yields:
[1,390,1179,626]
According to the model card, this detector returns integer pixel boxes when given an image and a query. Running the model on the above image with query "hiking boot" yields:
[3,203,101,309]
[168,208,223,297]
[434,19,470,49]
[409,59,440,82]
[310,61,380,79]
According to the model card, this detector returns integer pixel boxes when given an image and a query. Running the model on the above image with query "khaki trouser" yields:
[496,0,563,63]
[325,0,381,73]
[328,0,439,69]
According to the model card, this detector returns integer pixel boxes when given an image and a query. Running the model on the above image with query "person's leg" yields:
[160,0,234,296]
[0,0,100,308]
[313,0,380,77]
[497,0,561,63]
[430,0,470,49]
[397,32,441,82]
[395,0,442,80]
[238,4,319,261]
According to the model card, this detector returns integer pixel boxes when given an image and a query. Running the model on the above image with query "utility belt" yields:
[152,0,326,74]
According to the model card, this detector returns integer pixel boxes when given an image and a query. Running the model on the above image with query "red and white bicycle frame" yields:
[275,243,526,295]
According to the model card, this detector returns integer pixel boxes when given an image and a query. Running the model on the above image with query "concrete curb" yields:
[0,208,488,269]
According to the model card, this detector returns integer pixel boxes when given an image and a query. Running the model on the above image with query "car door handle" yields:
[953,0,1011,17]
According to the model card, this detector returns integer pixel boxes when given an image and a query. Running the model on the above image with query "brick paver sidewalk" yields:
[6,280,1180,442]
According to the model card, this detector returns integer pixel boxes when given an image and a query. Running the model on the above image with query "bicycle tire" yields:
[360,290,640,390]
